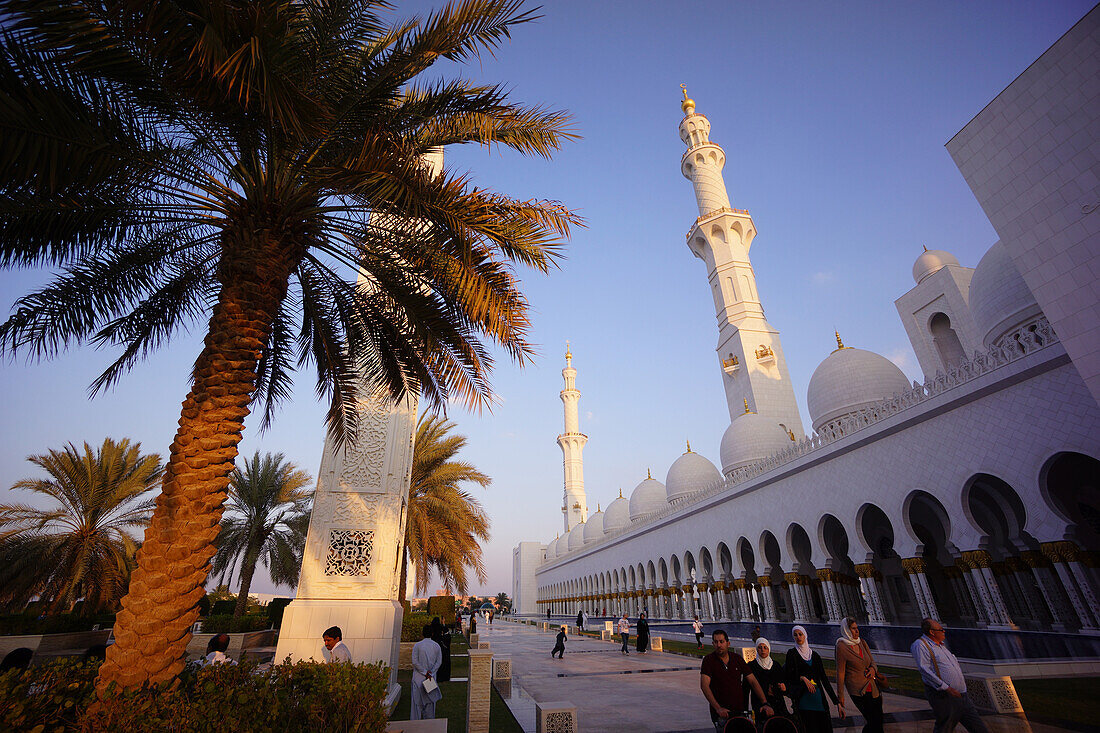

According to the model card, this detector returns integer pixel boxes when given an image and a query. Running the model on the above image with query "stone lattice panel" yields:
[536,703,578,733]
[324,529,374,576]
[651,636,663,651]
[492,657,511,680]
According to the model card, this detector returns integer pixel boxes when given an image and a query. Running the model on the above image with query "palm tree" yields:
[494,591,510,613]
[0,439,162,615]
[210,452,311,617]
[0,0,578,689]
[402,413,491,603]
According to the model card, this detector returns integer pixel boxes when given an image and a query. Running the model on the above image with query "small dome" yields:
[603,494,631,533]
[968,241,1041,348]
[913,248,960,283]
[665,448,722,502]
[807,346,911,432]
[720,413,792,474]
[545,538,558,560]
[583,509,605,543]
[566,521,586,551]
[630,472,667,520]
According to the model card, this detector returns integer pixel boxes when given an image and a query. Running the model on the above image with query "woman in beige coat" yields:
[835,617,883,733]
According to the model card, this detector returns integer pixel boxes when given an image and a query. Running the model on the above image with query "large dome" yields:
[968,240,1042,348]
[665,447,722,502]
[583,508,605,543]
[603,493,631,533]
[629,472,667,520]
[806,345,911,432]
[566,521,586,551]
[913,248,960,283]
[720,412,792,474]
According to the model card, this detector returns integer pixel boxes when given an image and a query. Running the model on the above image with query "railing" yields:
[539,315,1058,567]
[685,206,753,240]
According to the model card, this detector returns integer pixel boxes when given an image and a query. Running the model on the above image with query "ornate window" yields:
[325,529,375,576]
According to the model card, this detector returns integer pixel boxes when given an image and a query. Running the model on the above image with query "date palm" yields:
[210,452,311,617]
[0,439,162,615]
[402,413,490,603]
[0,0,577,688]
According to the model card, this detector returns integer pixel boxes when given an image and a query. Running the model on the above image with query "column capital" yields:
[1020,550,1050,569]
[757,575,772,587]
[854,563,875,578]
[901,557,927,574]
[712,581,726,590]
[784,572,801,585]
[961,549,993,569]
[1041,540,1081,563]
[816,568,836,583]
[733,579,747,589]
[696,583,708,592]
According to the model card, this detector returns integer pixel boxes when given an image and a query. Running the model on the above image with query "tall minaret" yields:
[678,87,805,437]
[557,342,588,532]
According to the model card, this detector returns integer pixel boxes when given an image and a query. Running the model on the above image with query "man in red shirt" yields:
[701,629,773,729]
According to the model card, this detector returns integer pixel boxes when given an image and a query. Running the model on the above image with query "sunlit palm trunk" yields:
[233,545,262,617]
[98,239,302,690]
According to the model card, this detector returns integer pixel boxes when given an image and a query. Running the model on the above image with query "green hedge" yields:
[426,595,456,626]
[0,613,116,635]
[400,612,432,642]
[201,614,271,633]
[0,658,389,732]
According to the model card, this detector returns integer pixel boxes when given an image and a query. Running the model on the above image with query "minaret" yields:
[678,87,805,437]
[557,342,588,532]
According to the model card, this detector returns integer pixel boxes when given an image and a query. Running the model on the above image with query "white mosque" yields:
[511,9,1100,636]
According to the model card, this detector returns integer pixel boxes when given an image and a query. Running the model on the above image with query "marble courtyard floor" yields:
[479,621,1075,733]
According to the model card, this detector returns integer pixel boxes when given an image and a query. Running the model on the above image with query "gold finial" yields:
[835,330,848,350]
[597,503,601,512]
[647,468,652,479]
[680,84,695,116]
[686,439,693,453]
[787,428,796,442]
[618,487,624,498]
[923,245,928,252]
[744,398,751,414]
[565,340,572,365]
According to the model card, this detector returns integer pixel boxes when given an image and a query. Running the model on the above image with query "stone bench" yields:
[965,675,1023,714]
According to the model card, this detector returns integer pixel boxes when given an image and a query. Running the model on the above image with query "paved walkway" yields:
[481,620,1073,733]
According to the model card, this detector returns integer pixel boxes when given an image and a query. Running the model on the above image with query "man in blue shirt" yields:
[910,618,989,733]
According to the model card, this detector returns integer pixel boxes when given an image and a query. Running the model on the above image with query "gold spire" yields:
[787,428,796,442]
[686,439,693,453]
[744,398,751,414]
[618,487,624,498]
[680,84,695,116]
[565,340,572,366]
[597,503,601,512]
[835,330,849,351]
[647,468,652,479]
[923,244,928,252]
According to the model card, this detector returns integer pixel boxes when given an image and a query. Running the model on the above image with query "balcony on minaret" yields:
[721,353,741,375]
[754,344,775,364]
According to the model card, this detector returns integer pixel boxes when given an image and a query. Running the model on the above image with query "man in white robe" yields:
[411,624,443,720]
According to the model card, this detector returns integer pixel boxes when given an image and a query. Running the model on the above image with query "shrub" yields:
[266,598,292,628]
[0,613,116,635]
[426,596,456,626]
[210,600,236,616]
[201,614,270,633]
[0,658,389,732]
[400,612,431,642]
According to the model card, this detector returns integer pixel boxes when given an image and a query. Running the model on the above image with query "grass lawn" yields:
[389,670,523,733]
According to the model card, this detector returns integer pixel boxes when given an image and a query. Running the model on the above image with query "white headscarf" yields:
[755,638,773,670]
[838,617,860,647]
[792,625,812,661]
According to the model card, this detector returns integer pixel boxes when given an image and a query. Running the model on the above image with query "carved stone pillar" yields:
[783,573,805,620]
[1021,551,1071,629]
[734,579,751,622]
[1042,542,1100,631]
[941,566,974,622]
[1005,557,1046,624]
[758,576,779,622]
[816,569,841,621]
[712,581,728,620]
[901,557,939,621]
[855,564,884,623]
[962,550,1012,627]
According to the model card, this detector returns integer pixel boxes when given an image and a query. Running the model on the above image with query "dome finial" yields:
[647,467,652,479]
[565,339,572,366]
[619,487,624,498]
[744,398,751,414]
[597,503,600,512]
[686,439,692,453]
[787,428,796,441]
[680,84,695,116]
[835,330,845,350]
[923,244,928,252]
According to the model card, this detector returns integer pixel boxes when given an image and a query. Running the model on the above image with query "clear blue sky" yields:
[1,1,1094,599]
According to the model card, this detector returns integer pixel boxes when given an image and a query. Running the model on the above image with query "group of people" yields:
[700,616,990,733]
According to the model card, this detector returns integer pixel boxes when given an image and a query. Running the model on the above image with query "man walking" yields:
[411,624,443,720]
[911,618,989,733]
[693,615,705,648]
[701,629,773,730]
[618,612,631,655]
[577,609,584,631]
[551,625,567,659]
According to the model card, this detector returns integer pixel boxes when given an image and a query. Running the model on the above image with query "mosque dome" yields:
[629,472,667,520]
[806,341,911,433]
[545,537,558,560]
[912,248,960,283]
[968,240,1042,348]
[665,445,722,502]
[583,508,605,543]
[566,521,586,551]
[719,412,793,475]
[603,493,631,534]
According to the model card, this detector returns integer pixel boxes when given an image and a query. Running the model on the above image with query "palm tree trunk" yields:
[233,548,262,617]
[97,238,302,691]
[398,544,408,605]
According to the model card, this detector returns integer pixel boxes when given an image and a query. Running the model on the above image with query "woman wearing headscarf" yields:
[785,625,838,732]
[635,612,651,653]
[746,638,790,717]
[835,617,882,733]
